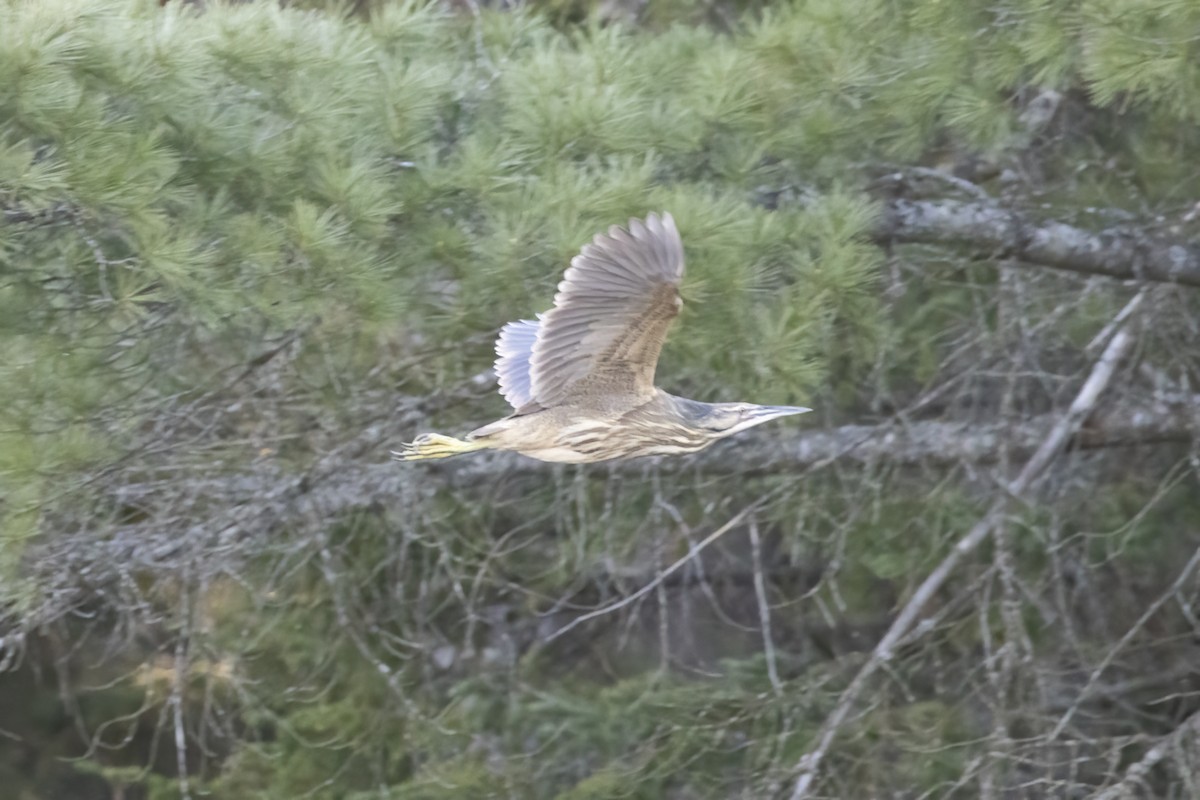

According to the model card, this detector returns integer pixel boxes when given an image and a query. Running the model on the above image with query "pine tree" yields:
[2,0,1199,797]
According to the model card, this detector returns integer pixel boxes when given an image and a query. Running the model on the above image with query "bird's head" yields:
[674,397,811,440]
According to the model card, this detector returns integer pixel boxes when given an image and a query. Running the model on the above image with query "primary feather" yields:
[494,317,540,410]
[526,212,685,407]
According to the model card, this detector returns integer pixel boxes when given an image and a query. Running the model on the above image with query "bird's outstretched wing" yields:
[525,212,685,408]
[492,213,684,411]
[494,317,540,410]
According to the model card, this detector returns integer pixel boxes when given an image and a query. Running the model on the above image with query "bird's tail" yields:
[392,433,487,462]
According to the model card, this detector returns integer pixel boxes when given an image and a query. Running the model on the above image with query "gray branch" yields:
[876,198,1200,287]
[19,398,1196,625]
[1091,708,1200,800]
[788,299,1144,798]
[100,398,1198,521]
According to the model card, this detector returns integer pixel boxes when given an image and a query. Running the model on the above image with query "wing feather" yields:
[526,212,685,406]
[493,318,540,410]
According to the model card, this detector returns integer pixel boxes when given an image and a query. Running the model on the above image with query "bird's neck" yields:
[663,392,719,420]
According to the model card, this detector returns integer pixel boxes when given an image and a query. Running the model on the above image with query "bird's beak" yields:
[739,405,811,432]
[725,404,812,436]
[757,405,812,420]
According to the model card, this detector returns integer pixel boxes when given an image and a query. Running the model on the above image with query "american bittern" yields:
[394,213,810,464]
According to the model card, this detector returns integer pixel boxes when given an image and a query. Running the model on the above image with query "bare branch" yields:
[543,501,761,643]
[6,314,1193,642]
[749,515,783,695]
[788,304,1141,799]
[1050,542,1200,742]
[11,392,1192,640]
[876,198,1200,287]
[106,395,1200,517]
[1091,710,1200,800]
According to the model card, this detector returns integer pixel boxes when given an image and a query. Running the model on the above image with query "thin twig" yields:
[1049,543,1200,742]
[171,566,192,800]
[788,300,1141,799]
[1090,709,1200,800]
[749,514,782,695]
[545,500,764,643]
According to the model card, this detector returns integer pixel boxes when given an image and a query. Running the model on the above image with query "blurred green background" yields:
[2,0,1199,797]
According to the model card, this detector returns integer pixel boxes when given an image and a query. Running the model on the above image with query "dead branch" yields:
[876,198,1200,287]
[1091,709,1200,800]
[12,391,1194,638]
[105,394,1200,514]
[787,302,1142,799]
[542,500,762,642]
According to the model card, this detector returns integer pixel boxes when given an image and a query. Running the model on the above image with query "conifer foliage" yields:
[1,1,1199,798]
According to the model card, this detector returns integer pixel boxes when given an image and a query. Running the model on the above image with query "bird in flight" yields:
[394,213,810,464]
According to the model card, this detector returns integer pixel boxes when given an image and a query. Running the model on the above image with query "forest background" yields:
[2,0,1200,797]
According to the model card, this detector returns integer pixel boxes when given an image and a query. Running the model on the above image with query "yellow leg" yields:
[392,433,487,461]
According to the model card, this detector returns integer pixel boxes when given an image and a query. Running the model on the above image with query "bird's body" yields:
[395,213,810,464]
[465,390,777,463]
